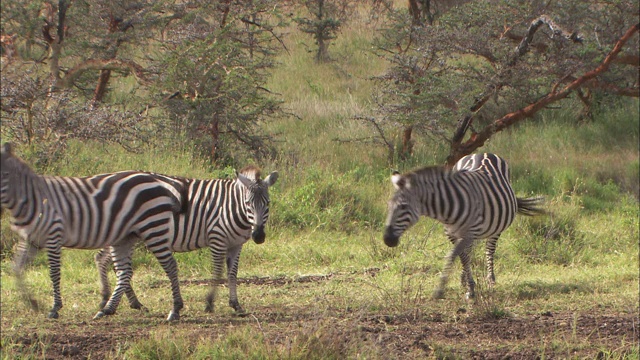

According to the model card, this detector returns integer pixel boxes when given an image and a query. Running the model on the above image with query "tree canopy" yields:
[369,0,638,164]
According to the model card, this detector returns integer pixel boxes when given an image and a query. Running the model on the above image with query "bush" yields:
[513,197,586,266]
[270,165,386,233]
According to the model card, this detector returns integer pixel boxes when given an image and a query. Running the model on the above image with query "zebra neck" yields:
[8,174,48,224]
[417,175,461,225]
[232,181,252,223]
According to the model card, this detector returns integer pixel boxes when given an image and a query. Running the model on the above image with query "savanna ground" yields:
[1,215,638,359]
[1,3,639,359]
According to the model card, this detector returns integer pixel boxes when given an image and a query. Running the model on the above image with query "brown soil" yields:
[3,275,638,359]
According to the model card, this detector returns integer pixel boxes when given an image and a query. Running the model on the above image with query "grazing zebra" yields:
[95,166,278,314]
[383,153,544,300]
[0,143,186,321]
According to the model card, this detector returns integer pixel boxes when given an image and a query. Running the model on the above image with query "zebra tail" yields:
[516,197,546,216]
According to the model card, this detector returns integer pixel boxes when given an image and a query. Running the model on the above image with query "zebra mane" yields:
[1,145,39,180]
[409,165,451,179]
[238,166,262,182]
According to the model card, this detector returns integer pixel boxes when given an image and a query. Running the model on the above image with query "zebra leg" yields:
[94,243,134,319]
[94,249,112,309]
[458,245,476,301]
[124,283,145,310]
[150,248,183,321]
[45,241,64,319]
[95,247,145,310]
[434,237,473,299]
[13,241,41,312]
[205,244,226,313]
[485,235,499,286]
[226,246,245,315]
[447,234,468,289]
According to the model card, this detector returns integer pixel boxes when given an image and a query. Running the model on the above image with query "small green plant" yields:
[472,286,512,321]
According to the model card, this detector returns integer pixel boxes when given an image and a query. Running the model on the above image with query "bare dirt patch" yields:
[3,306,637,359]
[3,274,638,359]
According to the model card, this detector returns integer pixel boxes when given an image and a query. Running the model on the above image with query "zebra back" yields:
[455,153,545,216]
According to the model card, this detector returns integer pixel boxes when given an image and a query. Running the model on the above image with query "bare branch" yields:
[509,14,583,66]
[446,23,639,165]
[57,59,148,89]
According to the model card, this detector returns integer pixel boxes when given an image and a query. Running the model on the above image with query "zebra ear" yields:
[1,142,12,155]
[236,171,253,188]
[263,171,278,187]
[391,172,409,190]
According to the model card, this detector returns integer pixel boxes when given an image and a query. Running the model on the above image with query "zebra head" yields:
[383,171,421,247]
[0,143,11,210]
[0,142,27,212]
[236,167,278,244]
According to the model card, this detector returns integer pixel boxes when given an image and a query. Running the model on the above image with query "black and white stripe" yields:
[95,166,278,314]
[383,153,544,300]
[0,143,186,320]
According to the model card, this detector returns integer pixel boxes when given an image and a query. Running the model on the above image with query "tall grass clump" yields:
[493,99,638,197]
[513,196,586,266]
[270,164,387,233]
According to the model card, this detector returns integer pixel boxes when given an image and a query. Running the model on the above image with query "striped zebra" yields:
[95,166,278,314]
[383,153,544,300]
[0,143,186,321]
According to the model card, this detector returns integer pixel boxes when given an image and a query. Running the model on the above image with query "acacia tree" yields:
[1,0,288,166]
[294,0,354,63]
[156,0,287,164]
[367,0,639,165]
[0,0,165,165]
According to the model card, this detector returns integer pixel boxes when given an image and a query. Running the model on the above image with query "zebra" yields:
[0,142,186,321]
[94,166,278,315]
[383,153,545,300]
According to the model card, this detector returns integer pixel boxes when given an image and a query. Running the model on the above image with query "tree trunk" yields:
[92,70,112,104]
[316,36,329,63]
[91,14,124,106]
[210,116,220,162]
[315,0,330,63]
[401,125,413,159]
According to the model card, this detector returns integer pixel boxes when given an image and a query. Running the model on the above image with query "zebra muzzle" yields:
[383,227,400,247]
[252,226,266,244]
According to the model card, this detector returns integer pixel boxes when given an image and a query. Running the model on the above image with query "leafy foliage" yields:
[294,0,355,62]
[156,1,286,163]
[367,0,639,163]
[1,0,288,166]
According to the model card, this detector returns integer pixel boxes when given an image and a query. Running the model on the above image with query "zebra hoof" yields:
[465,292,476,302]
[432,289,445,300]
[232,304,247,317]
[93,311,106,320]
[129,301,145,310]
[166,311,180,321]
[230,300,244,312]
[47,311,59,319]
